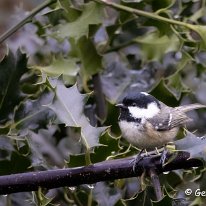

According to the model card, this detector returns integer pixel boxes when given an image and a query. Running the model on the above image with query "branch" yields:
[0,0,57,44]
[93,0,189,27]
[92,73,107,125]
[0,151,203,195]
[149,168,163,201]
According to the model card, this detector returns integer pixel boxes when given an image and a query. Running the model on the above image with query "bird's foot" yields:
[160,143,176,166]
[160,148,168,166]
[131,149,145,173]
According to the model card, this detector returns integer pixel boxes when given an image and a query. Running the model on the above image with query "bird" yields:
[117,92,206,150]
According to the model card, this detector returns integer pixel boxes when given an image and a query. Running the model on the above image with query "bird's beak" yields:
[115,103,126,109]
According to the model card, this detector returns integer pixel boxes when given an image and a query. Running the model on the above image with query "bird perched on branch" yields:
[117,92,206,150]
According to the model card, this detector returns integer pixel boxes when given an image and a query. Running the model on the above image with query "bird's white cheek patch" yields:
[128,102,160,119]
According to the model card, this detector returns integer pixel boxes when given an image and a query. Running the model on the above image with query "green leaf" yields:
[56,2,103,40]
[68,132,120,167]
[44,8,66,26]
[123,187,155,206]
[77,36,102,78]
[0,192,33,206]
[13,91,55,131]
[152,195,173,206]
[133,32,179,61]
[32,188,55,206]
[34,57,79,77]
[93,182,121,206]
[48,84,106,149]
[0,135,14,160]
[101,59,134,104]
[150,80,180,106]
[92,132,120,162]
[164,73,190,100]
[58,0,81,21]
[151,51,192,100]
[175,131,206,161]
[0,123,11,135]
[68,153,86,167]
[0,150,31,175]
[28,127,65,168]
[188,25,206,49]
[0,49,28,123]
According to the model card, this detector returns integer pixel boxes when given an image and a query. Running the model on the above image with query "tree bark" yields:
[0,151,202,195]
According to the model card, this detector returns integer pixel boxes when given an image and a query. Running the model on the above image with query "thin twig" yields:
[93,0,190,28]
[149,168,163,201]
[0,0,57,44]
[92,73,107,125]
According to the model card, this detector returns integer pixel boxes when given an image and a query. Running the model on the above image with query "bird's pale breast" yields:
[119,120,178,149]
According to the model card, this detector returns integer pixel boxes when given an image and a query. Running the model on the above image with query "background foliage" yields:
[0,0,206,205]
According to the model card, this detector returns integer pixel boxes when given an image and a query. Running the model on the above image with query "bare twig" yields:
[0,0,57,44]
[92,73,107,125]
[93,0,190,28]
[149,168,163,201]
[0,151,202,195]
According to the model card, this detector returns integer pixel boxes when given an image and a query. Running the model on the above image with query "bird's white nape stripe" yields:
[140,92,149,96]
[168,113,172,126]
[128,102,160,119]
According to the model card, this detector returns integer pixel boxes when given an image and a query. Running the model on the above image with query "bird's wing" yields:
[175,103,206,112]
[147,105,192,131]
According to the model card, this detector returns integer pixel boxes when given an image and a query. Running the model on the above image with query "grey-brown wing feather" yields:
[148,111,190,131]
[148,103,205,131]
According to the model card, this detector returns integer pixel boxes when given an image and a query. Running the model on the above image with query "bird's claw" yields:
[131,149,144,173]
[160,148,169,166]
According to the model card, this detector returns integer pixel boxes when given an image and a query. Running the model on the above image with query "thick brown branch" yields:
[0,151,203,195]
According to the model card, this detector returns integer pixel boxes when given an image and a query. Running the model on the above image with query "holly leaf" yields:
[101,57,159,103]
[58,0,81,21]
[133,32,179,61]
[93,182,121,206]
[77,36,102,78]
[0,135,14,160]
[152,195,173,206]
[48,84,106,149]
[164,73,190,100]
[150,80,181,105]
[187,25,206,49]
[56,2,103,41]
[33,56,80,84]
[0,49,28,123]
[68,132,120,167]
[33,57,79,78]
[163,52,192,100]
[175,131,206,161]
[13,90,55,131]
[123,187,155,206]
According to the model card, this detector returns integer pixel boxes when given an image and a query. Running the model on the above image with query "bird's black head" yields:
[117,92,161,122]
[122,92,160,109]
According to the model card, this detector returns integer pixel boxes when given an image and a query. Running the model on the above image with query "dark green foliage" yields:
[0,0,206,205]
[0,49,28,123]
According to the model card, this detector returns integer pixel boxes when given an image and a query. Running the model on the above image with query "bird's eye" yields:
[131,102,137,106]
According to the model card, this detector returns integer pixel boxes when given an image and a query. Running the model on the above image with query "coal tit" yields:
[117,92,206,150]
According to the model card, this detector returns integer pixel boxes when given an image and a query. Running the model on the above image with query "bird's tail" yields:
[176,103,206,113]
